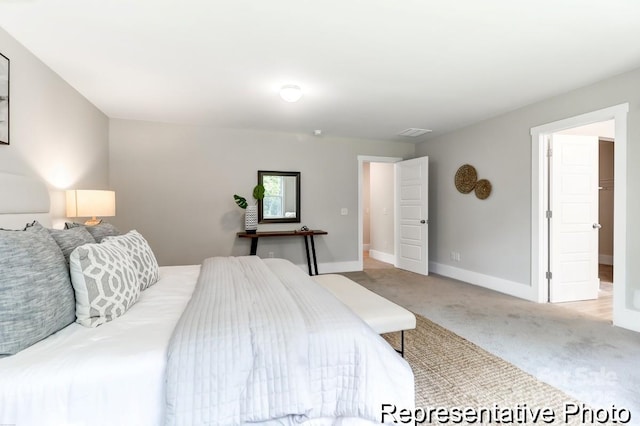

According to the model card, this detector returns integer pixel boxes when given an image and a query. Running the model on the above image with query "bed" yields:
[0,172,415,425]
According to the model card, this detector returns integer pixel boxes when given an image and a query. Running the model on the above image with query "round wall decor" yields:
[475,179,492,200]
[454,164,478,194]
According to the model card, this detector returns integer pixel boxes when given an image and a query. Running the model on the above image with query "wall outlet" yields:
[268,251,274,258]
[341,208,348,216]
[450,251,461,262]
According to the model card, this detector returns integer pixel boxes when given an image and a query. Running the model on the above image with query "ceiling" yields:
[0,0,639,143]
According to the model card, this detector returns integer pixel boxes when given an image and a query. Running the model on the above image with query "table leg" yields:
[303,235,312,275]
[310,235,319,275]
[250,238,259,256]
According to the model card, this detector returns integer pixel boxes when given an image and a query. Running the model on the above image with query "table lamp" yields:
[66,189,116,225]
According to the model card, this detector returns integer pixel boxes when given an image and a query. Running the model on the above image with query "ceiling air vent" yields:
[398,128,432,137]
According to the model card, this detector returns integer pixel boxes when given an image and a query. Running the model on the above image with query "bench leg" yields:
[394,330,405,358]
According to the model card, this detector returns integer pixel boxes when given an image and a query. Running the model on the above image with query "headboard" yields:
[0,172,52,229]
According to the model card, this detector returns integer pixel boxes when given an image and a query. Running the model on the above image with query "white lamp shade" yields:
[66,190,116,218]
[279,85,303,102]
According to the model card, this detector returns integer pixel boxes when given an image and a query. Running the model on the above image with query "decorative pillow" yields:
[65,221,121,242]
[47,226,96,265]
[69,240,140,327]
[0,224,76,357]
[103,230,160,290]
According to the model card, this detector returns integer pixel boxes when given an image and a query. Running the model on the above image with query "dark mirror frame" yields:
[0,52,9,146]
[257,170,301,224]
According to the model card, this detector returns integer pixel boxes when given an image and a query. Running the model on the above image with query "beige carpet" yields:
[383,314,601,425]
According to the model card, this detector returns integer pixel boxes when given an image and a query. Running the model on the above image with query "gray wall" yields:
[0,27,109,225]
[109,119,414,267]
[416,66,640,295]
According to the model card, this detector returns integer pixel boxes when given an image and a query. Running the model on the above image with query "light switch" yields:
[341,208,348,216]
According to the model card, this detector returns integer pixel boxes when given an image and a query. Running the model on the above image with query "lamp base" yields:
[84,217,102,226]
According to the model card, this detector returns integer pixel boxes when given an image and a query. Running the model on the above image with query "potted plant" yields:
[234,184,264,234]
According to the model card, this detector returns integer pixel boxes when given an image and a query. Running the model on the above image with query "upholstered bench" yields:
[312,274,416,357]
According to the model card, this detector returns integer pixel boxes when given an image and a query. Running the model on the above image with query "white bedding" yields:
[0,265,200,426]
[166,257,414,425]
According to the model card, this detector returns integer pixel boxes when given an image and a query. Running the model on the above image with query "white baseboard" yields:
[363,244,370,251]
[614,307,640,333]
[369,249,395,265]
[429,262,536,302]
[599,254,614,265]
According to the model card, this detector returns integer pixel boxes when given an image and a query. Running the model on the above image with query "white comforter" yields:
[165,257,414,425]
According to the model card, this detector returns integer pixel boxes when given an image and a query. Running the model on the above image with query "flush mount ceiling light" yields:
[279,84,303,102]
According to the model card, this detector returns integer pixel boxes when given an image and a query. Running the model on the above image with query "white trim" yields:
[369,249,395,265]
[430,262,536,301]
[295,261,361,275]
[599,254,613,266]
[357,155,403,273]
[530,103,638,332]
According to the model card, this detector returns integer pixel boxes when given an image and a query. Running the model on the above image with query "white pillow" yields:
[69,240,140,327]
[103,230,160,290]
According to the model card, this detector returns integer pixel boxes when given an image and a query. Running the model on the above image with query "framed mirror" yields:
[258,170,300,223]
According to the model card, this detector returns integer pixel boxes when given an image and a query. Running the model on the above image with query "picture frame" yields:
[0,52,9,145]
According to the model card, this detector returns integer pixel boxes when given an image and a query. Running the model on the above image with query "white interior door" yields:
[395,156,428,275]
[549,134,599,302]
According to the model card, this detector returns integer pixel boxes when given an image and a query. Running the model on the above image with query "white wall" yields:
[369,162,394,258]
[416,66,640,308]
[0,27,109,225]
[109,119,414,267]
[362,162,370,249]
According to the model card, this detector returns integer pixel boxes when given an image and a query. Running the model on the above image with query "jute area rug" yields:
[383,314,603,425]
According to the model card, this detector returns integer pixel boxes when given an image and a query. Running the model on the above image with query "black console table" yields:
[237,230,328,276]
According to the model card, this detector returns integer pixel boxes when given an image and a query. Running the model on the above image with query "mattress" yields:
[0,265,200,426]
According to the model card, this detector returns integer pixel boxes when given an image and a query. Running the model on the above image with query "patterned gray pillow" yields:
[65,221,121,243]
[0,224,76,356]
[103,230,160,290]
[69,240,140,327]
[47,226,96,265]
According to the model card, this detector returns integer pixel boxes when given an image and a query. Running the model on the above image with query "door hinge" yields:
[547,147,553,157]
[546,271,552,280]
[546,210,553,219]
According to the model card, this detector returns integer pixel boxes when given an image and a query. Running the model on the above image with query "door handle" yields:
[420,220,426,224]
[593,223,602,229]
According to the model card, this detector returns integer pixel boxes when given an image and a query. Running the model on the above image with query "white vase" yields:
[245,205,258,234]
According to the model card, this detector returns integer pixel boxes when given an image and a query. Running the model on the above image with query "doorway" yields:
[357,155,429,275]
[362,161,396,267]
[357,156,402,271]
[530,103,637,332]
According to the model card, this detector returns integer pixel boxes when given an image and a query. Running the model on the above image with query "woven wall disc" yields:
[475,179,492,200]
[454,164,478,194]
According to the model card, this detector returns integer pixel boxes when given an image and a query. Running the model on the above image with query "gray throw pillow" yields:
[48,226,96,265]
[69,240,140,327]
[0,224,76,357]
[65,221,121,242]
[103,230,160,290]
